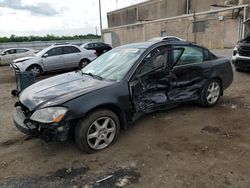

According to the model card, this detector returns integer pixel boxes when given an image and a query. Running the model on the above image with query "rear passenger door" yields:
[15,49,29,58]
[62,46,82,69]
[42,47,65,71]
[168,45,210,102]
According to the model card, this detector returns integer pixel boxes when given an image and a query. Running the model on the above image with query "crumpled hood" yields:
[13,56,35,63]
[19,71,113,110]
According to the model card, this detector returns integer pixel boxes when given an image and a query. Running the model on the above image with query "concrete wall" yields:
[107,0,249,27]
[103,7,248,49]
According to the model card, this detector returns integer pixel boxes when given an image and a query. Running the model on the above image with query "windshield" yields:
[82,47,145,81]
[35,47,50,57]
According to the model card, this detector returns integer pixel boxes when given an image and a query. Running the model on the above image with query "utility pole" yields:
[193,8,196,43]
[99,0,102,34]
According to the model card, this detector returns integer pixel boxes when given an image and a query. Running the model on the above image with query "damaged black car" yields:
[232,18,250,71]
[13,40,233,153]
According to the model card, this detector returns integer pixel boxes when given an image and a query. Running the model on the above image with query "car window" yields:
[63,46,81,54]
[174,46,204,66]
[95,42,103,47]
[137,46,172,75]
[86,43,94,48]
[204,49,211,61]
[46,47,63,57]
[5,49,16,54]
[16,49,29,53]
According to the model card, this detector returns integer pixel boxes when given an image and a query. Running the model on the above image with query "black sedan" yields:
[13,41,233,153]
[80,42,112,56]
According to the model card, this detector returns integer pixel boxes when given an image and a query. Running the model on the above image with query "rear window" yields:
[63,46,80,54]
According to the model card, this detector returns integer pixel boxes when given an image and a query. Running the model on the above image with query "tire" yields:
[199,79,222,107]
[27,65,42,76]
[75,109,120,153]
[79,59,90,68]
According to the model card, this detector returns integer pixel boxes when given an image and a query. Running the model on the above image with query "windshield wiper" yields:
[80,71,103,80]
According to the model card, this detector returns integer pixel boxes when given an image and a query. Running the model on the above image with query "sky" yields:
[0,0,146,37]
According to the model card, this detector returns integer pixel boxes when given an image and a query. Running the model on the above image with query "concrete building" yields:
[102,0,250,49]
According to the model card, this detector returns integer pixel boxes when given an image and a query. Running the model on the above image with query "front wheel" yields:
[75,109,120,153]
[27,65,42,76]
[199,79,222,107]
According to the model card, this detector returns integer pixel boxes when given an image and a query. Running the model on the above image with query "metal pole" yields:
[99,0,102,32]
[193,8,196,43]
[242,6,247,39]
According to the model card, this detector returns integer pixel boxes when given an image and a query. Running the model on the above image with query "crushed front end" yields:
[13,102,71,141]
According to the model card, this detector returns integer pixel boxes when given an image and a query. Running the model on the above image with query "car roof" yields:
[148,36,184,42]
[3,47,31,51]
[117,40,198,49]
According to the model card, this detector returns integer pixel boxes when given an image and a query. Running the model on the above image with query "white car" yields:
[12,44,97,76]
[0,48,35,65]
[148,36,185,42]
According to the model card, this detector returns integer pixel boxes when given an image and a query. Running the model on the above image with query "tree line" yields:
[0,34,101,43]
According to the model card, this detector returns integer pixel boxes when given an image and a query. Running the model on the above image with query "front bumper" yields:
[13,106,38,136]
[232,55,250,70]
[12,106,70,141]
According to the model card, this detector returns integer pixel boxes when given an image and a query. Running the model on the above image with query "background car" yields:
[13,40,233,153]
[148,36,184,42]
[232,19,250,71]
[12,44,96,76]
[0,48,35,66]
[80,42,112,56]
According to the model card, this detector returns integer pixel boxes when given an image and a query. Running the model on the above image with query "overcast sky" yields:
[0,0,146,37]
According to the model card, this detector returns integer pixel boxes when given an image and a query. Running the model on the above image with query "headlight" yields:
[30,107,68,123]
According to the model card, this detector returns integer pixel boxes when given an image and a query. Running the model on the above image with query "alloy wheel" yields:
[206,81,220,104]
[87,117,116,150]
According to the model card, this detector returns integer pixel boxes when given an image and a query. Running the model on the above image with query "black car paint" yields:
[233,36,250,70]
[13,41,233,141]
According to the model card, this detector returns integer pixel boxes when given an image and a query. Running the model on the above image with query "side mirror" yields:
[43,53,48,58]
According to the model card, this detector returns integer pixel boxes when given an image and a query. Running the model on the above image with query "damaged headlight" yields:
[30,107,68,123]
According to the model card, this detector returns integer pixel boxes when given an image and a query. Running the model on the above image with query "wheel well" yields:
[26,64,43,72]
[80,58,90,63]
[81,104,127,130]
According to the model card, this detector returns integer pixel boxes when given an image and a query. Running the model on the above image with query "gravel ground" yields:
[1,49,250,188]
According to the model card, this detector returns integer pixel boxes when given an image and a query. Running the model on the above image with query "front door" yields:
[129,45,183,118]
[42,47,65,71]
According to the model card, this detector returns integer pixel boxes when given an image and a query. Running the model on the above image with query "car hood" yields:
[14,56,35,63]
[19,71,113,111]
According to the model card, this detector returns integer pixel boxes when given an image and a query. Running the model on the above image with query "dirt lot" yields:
[1,49,250,188]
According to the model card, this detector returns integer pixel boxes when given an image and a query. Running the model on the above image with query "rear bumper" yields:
[12,106,70,141]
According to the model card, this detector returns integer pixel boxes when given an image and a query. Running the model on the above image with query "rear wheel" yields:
[75,109,120,153]
[79,59,90,68]
[27,65,42,76]
[199,79,221,107]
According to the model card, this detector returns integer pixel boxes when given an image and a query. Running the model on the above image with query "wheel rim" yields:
[79,61,88,68]
[30,67,40,75]
[87,117,116,150]
[206,82,220,104]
